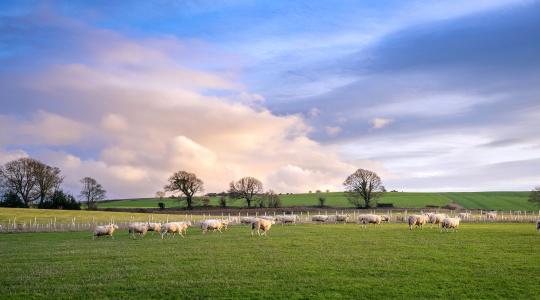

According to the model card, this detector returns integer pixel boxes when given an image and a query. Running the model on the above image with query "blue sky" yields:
[1,1,539,197]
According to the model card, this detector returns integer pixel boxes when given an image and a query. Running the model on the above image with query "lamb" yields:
[251,219,274,236]
[428,214,447,228]
[441,217,460,232]
[408,215,429,230]
[486,212,497,220]
[312,215,329,223]
[128,222,148,238]
[92,224,119,240]
[358,214,382,228]
[380,215,390,222]
[201,219,224,234]
[146,222,162,233]
[275,215,297,224]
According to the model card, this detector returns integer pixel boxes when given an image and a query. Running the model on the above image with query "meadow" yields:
[99,191,536,211]
[0,223,538,299]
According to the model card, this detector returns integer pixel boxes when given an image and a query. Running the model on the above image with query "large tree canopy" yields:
[164,171,204,210]
[343,168,385,208]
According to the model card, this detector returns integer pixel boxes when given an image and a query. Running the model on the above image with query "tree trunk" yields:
[246,197,251,208]
[186,196,193,210]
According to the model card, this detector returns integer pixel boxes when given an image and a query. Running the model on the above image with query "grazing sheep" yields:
[358,214,382,228]
[146,222,162,234]
[160,221,191,239]
[251,219,274,236]
[92,224,119,240]
[275,215,297,224]
[201,219,224,234]
[536,219,540,231]
[428,214,447,228]
[441,217,460,232]
[128,222,149,238]
[220,219,230,230]
[329,214,349,223]
[241,217,260,225]
[380,215,390,223]
[312,215,329,223]
[458,213,471,220]
[486,212,497,220]
[408,215,429,230]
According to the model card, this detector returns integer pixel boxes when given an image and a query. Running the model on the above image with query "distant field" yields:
[1,224,538,299]
[99,191,536,211]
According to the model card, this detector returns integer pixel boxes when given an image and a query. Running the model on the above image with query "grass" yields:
[0,223,538,299]
[98,191,536,211]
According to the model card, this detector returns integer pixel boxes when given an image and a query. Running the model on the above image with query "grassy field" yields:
[99,191,536,211]
[0,223,538,299]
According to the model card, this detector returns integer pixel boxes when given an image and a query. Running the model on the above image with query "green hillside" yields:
[98,191,536,211]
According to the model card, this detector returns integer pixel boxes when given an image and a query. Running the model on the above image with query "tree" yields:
[0,191,27,208]
[33,161,63,206]
[39,190,80,210]
[228,177,263,208]
[164,171,204,210]
[155,191,166,203]
[263,190,281,208]
[0,158,40,206]
[343,168,385,208]
[80,177,106,209]
[529,186,540,207]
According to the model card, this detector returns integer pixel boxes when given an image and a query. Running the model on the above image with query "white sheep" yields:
[428,214,447,228]
[92,224,119,240]
[486,212,497,220]
[408,215,429,230]
[201,219,224,234]
[441,217,460,232]
[241,217,260,225]
[128,222,149,238]
[146,222,162,233]
[251,219,274,236]
[358,214,382,228]
[275,215,297,224]
[160,221,191,239]
[380,215,390,222]
[312,215,329,223]
[328,214,349,223]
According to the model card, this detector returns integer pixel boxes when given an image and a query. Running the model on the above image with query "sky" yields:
[1,0,539,198]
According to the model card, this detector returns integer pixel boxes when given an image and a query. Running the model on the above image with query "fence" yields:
[1,209,539,233]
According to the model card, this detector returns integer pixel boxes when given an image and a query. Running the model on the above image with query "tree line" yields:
[0,157,106,210]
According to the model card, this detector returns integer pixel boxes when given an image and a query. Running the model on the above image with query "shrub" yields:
[0,191,27,208]
[318,196,326,207]
[201,196,211,207]
[219,195,227,208]
[158,202,165,210]
[39,190,81,210]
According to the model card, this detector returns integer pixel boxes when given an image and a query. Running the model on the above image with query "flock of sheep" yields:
[92,212,540,239]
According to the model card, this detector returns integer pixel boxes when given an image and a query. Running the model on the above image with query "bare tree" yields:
[80,177,106,209]
[164,171,203,210]
[155,191,166,201]
[343,168,385,208]
[529,186,540,207]
[0,158,40,206]
[228,177,263,208]
[34,162,63,207]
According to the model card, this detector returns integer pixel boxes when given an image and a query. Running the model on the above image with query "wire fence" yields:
[1,209,539,233]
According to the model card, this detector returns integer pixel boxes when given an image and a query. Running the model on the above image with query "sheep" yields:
[241,217,260,225]
[251,219,274,236]
[201,219,224,234]
[128,222,149,238]
[258,216,275,222]
[441,217,460,232]
[160,221,191,239]
[220,219,230,231]
[428,214,447,228]
[275,215,298,225]
[486,212,497,220]
[380,215,390,223]
[92,224,119,240]
[312,215,329,223]
[146,222,162,234]
[458,213,471,220]
[328,214,349,223]
[536,219,540,231]
[358,214,382,228]
[408,215,429,230]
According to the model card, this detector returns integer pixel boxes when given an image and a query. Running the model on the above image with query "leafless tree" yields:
[228,177,263,208]
[529,186,540,207]
[155,191,166,201]
[164,171,204,210]
[34,162,63,206]
[80,177,106,209]
[343,168,385,208]
[0,158,40,206]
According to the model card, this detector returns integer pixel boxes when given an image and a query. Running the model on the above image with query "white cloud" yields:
[371,118,393,129]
